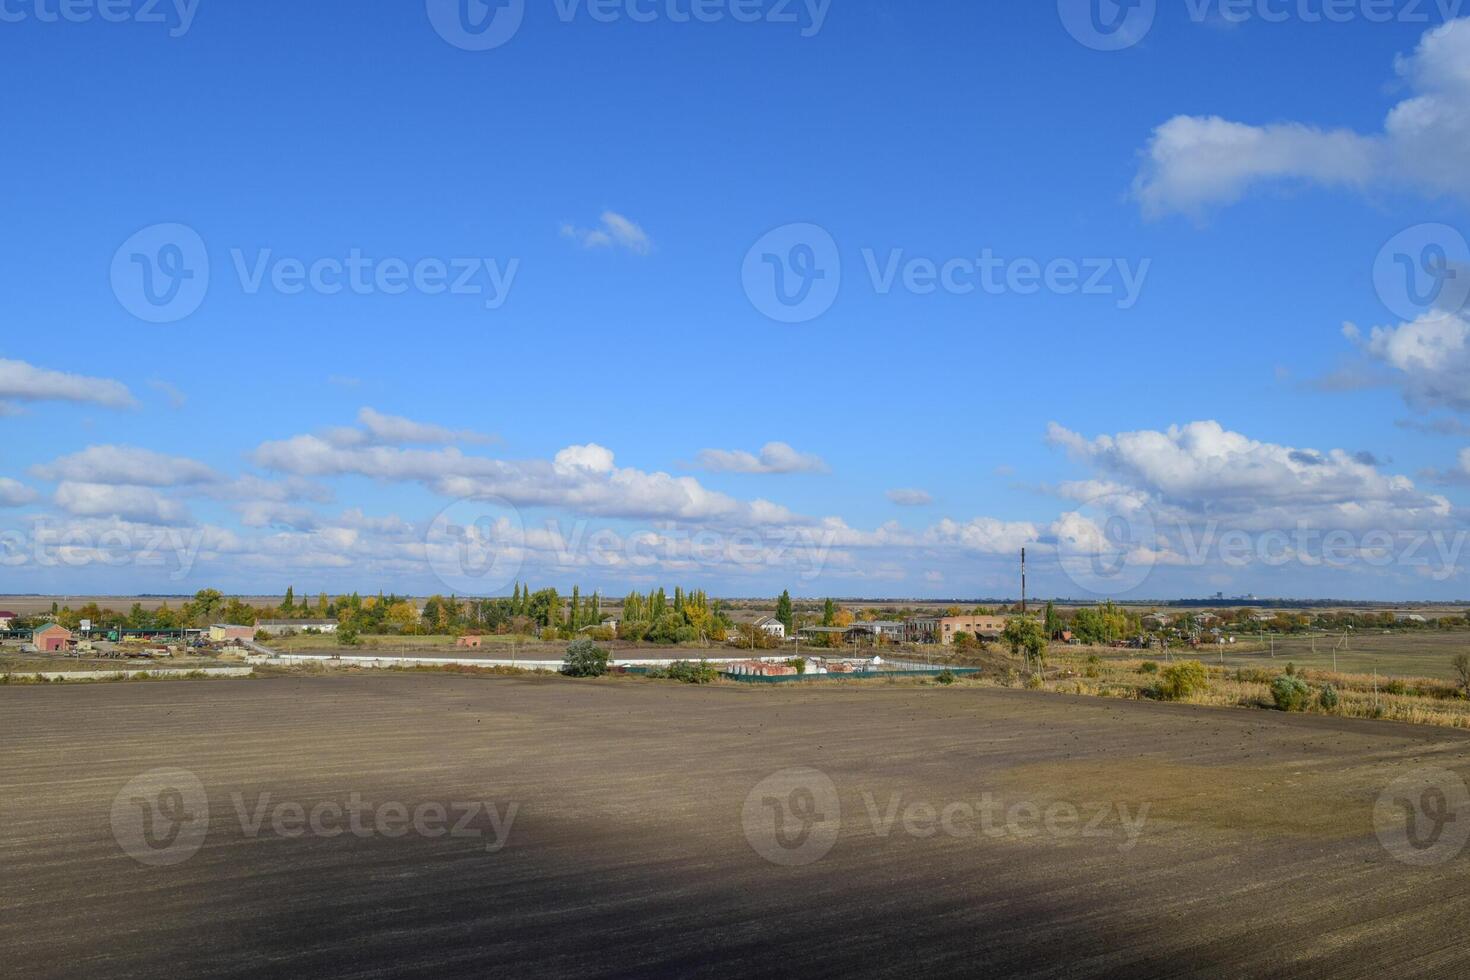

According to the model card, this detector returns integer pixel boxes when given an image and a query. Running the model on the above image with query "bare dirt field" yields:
[4,675,1470,977]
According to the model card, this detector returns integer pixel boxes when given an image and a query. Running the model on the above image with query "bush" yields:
[1156,661,1209,701]
[936,669,957,686]
[663,660,718,685]
[1024,674,1044,690]
[1319,684,1340,711]
[336,626,362,648]
[254,629,272,643]
[1271,674,1312,712]
[561,639,611,678]
[1138,661,1159,675]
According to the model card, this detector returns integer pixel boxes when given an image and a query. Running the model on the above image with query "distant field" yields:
[1091,630,1470,682]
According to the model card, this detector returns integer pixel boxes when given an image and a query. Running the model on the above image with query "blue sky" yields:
[2,1,1469,600]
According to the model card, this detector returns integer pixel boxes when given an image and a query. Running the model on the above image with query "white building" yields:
[255,619,340,636]
[754,617,787,640]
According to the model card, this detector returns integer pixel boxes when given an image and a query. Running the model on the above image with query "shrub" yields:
[1271,675,1312,712]
[561,639,611,678]
[1454,654,1470,697]
[786,658,808,676]
[1024,674,1044,690]
[1138,661,1159,675]
[1319,684,1340,711]
[254,629,272,643]
[1156,661,1209,701]
[336,626,361,648]
[663,660,718,684]
[936,669,957,686]
[1000,667,1018,688]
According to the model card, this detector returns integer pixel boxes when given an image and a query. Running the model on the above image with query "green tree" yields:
[562,639,610,678]
[1002,617,1048,672]
[776,590,794,634]
[1043,601,1061,637]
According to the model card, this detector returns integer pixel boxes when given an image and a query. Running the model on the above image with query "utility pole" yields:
[1020,548,1027,618]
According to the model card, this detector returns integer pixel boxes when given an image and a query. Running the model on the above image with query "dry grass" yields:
[1008,646,1470,730]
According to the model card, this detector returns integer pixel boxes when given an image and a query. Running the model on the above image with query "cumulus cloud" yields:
[1134,18,1470,217]
[924,517,1042,554]
[886,488,934,506]
[1046,419,1450,530]
[696,442,829,475]
[325,408,494,448]
[0,358,136,412]
[53,482,191,525]
[253,434,798,526]
[561,211,653,254]
[1346,313,1470,413]
[0,478,38,507]
[32,446,221,488]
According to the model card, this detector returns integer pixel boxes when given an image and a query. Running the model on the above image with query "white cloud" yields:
[0,358,136,412]
[32,446,221,487]
[561,211,653,255]
[887,488,933,506]
[148,379,187,410]
[924,517,1042,554]
[325,408,494,448]
[253,434,798,526]
[1134,19,1470,217]
[53,482,191,525]
[1347,313,1470,413]
[1046,419,1450,530]
[0,478,38,507]
[697,442,829,475]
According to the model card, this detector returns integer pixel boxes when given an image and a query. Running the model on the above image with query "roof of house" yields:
[34,623,71,635]
[0,611,17,618]
[257,619,337,626]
